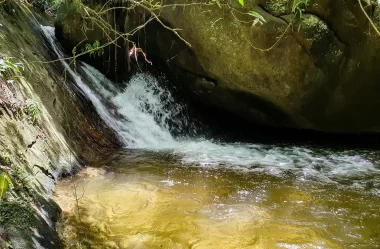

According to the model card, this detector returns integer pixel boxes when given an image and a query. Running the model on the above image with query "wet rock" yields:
[0,0,120,248]
[56,0,380,133]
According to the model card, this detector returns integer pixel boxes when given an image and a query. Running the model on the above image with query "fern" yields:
[26,100,41,123]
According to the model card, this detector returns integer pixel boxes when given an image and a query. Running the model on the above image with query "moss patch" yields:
[0,153,12,166]
[0,202,35,229]
[263,0,291,16]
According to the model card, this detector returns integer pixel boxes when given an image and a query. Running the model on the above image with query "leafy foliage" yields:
[292,0,310,21]
[0,202,35,228]
[30,0,62,12]
[26,100,41,123]
[0,153,12,166]
[81,41,104,57]
[213,0,221,8]
[248,10,266,25]
[5,241,13,249]
[211,0,266,25]
[0,172,13,201]
[0,57,23,82]
[0,56,24,84]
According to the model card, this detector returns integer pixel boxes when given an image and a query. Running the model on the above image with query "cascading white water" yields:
[42,26,185,148]
[81,64,181,148]
[41,26,380,192]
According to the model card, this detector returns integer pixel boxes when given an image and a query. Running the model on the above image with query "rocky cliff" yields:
[0,1,119,248]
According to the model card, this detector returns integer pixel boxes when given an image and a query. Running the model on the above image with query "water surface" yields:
[55,150,380,249]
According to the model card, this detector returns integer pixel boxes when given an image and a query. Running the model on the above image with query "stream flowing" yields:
[42,26,380,248]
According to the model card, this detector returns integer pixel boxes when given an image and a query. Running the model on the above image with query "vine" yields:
[358,0,380,36]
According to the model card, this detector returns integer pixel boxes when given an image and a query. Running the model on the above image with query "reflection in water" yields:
[55,152,380,249]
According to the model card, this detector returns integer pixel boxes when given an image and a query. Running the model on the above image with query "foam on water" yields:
[41,26,380,189]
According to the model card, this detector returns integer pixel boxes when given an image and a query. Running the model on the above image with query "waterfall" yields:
[41,26,190,149]
[40,26,380,191]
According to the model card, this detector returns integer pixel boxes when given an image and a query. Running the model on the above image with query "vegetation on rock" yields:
[25,100,41,124]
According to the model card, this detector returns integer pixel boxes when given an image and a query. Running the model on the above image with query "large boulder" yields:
[56,0,380,133]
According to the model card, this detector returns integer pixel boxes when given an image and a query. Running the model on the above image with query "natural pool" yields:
[55,149,380,249]
[42,25,380,248]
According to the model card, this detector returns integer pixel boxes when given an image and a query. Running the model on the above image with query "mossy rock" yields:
[0,202,35,229]
[56,0,380,133]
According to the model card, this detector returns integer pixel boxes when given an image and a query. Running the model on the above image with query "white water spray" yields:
[42,26,185,148]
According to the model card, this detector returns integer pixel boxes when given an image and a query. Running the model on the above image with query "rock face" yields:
[56,0,380,133]
[0,0,119,248]
[55,0,132,81]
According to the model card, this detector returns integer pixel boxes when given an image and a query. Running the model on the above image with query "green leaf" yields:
[0,172,12,200]
[93,40,100,48]
[215,0,221,8]
[238,0,244,6]
[292,0,310,14]
[4,60,20,73]
[248,11,266,23]
[6,241,13,249]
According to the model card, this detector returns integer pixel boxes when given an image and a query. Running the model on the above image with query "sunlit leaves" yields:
[248,11,266,25]
[292,0,310,21]
[0,57,23,76]
[0,172,13,201]
[214,0,221,8]
[81,40,104,57]
[26,100,41,123]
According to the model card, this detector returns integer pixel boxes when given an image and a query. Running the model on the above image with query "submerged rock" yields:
[56,0,380,133]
